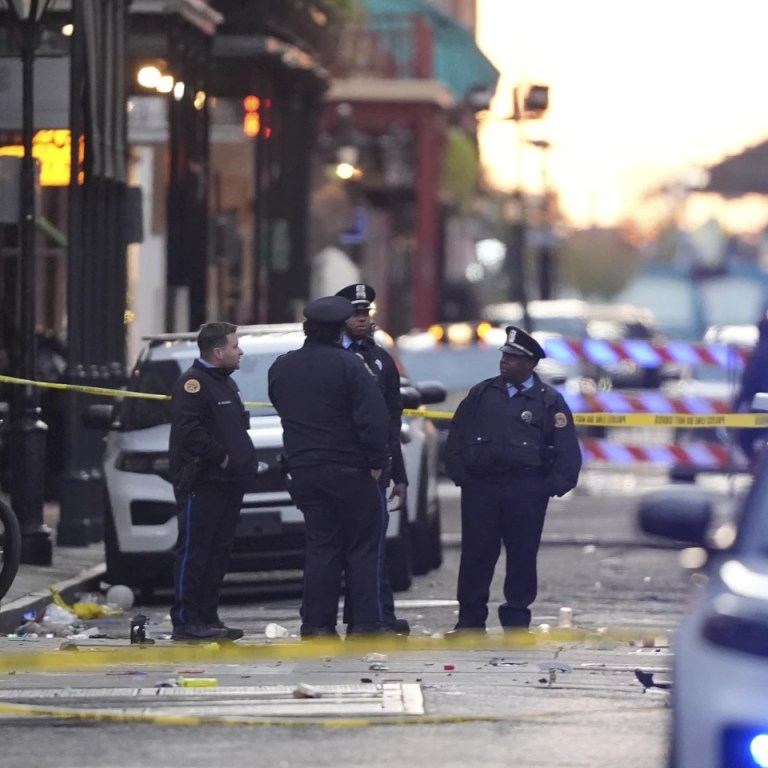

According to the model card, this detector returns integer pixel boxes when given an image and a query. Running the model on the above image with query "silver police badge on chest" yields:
[521,410,533,423]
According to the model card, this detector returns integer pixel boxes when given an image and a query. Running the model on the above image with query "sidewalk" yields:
[0,504,106,635]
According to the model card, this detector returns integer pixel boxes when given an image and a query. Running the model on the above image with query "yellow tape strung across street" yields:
[0,701,664,728]
[0,628,662,674]
[2,373,766,427]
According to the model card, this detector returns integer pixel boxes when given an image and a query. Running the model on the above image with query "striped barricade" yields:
[540,336,751,369]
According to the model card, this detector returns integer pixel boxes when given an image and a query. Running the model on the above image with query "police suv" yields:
[85,324,447,597]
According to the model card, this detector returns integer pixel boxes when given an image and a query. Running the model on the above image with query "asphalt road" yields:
[0,473,718,768]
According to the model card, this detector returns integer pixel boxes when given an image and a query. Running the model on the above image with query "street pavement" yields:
[0,471,734,768]
[1,466,745,636]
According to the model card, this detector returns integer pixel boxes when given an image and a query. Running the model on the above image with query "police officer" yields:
[444,326,582,633]
[169,322,257,641]
[268,296,392,638]
[335,283,410,635]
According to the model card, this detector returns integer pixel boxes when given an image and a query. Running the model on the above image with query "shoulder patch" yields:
[184,379,201,394]
[554,412,568,428]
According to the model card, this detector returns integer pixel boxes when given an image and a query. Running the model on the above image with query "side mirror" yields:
[637,487,714,546]
[82,403,118,431]
[400,386,422,410]
[416,380,447,406]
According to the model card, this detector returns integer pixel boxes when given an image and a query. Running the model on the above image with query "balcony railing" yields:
[331,13,434,80]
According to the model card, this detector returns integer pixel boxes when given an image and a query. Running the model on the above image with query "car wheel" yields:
[386,507,412,592]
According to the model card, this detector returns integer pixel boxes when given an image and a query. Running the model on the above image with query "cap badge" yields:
[554,412,568,428]
[521,410,533,423]
[355,284,367,299]
[184,379,201,394]
[506,328,517,345]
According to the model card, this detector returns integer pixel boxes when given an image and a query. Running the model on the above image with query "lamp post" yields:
[5,0,53,565]
[528,138,557,301]
[505,84,549,330]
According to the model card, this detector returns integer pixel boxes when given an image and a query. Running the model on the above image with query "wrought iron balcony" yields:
[330,13,434,80]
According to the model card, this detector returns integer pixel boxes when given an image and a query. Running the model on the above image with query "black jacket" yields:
[444,373,582,497]
[268,339,390,471]
[344,335,407,485]
[168,359,257,489]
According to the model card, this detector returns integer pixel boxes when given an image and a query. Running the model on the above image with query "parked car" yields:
[638,424,768,768]
[85,324,447,597]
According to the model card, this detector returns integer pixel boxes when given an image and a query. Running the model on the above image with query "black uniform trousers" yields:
[456,474,549,629]
[289,465,384,632]
[343,474,396,627]
[170,480,245,627]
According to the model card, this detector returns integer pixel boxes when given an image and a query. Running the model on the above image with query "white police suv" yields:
[86,324,446,596]
[639,432,768,767]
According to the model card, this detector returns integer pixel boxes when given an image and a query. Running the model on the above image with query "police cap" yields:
[499,325,546,359]
[335,283,376,310]
[303,296,354,324]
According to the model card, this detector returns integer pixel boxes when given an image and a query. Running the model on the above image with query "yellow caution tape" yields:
[573,412,768,428]
[48,586,123,621]
[2,374,766,427]
[408,408,768,427]
[0,627,666,673]
[0,701,664,728]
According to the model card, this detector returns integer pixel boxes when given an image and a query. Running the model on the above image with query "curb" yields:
[0,562,106,636]
[440,533,677,550]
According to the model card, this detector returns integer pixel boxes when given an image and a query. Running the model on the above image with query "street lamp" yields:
[504,83,550,329]
[4,0,54,565]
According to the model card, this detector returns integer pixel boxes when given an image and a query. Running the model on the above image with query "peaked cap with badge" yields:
[303,296,354,324]
[335,283,376,310]
[499,325,546,360]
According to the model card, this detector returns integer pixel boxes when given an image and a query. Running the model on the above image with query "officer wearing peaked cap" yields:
[268,295,392,638]
[335,283,410,635]
[444,325,582,634]
[335,282,376,309]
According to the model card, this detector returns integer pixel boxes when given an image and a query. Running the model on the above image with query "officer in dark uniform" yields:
[335,283,410,635]
[168,321,258,641]
[444,326,582,633]
[268,296,392,638]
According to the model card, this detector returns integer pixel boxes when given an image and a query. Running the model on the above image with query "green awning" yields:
[363,0,499,101]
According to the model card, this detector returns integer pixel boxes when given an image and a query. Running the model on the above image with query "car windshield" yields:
[121,348,285,431]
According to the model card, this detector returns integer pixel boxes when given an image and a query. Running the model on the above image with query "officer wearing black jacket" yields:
[335,283,410,635]
[268,296,391,638]
[445,326,582,633]
[168,321,257,641]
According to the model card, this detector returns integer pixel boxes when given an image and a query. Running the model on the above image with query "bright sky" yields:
[476,0,768,229]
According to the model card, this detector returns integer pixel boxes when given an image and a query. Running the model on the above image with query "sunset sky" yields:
[476,0,768,230]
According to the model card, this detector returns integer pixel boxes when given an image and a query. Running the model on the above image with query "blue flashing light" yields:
[638,391,676,413]
[680,396,719,415]
[665,341,701,366]
[541,336,580,365]
[750,734,768,767]
[583,338,621,367]
[597,391,632,412]
[710,344,746,370]
[623,339,662,367]
[644,445,676,464]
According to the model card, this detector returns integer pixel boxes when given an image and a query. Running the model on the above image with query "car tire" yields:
[386,507,412,592]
